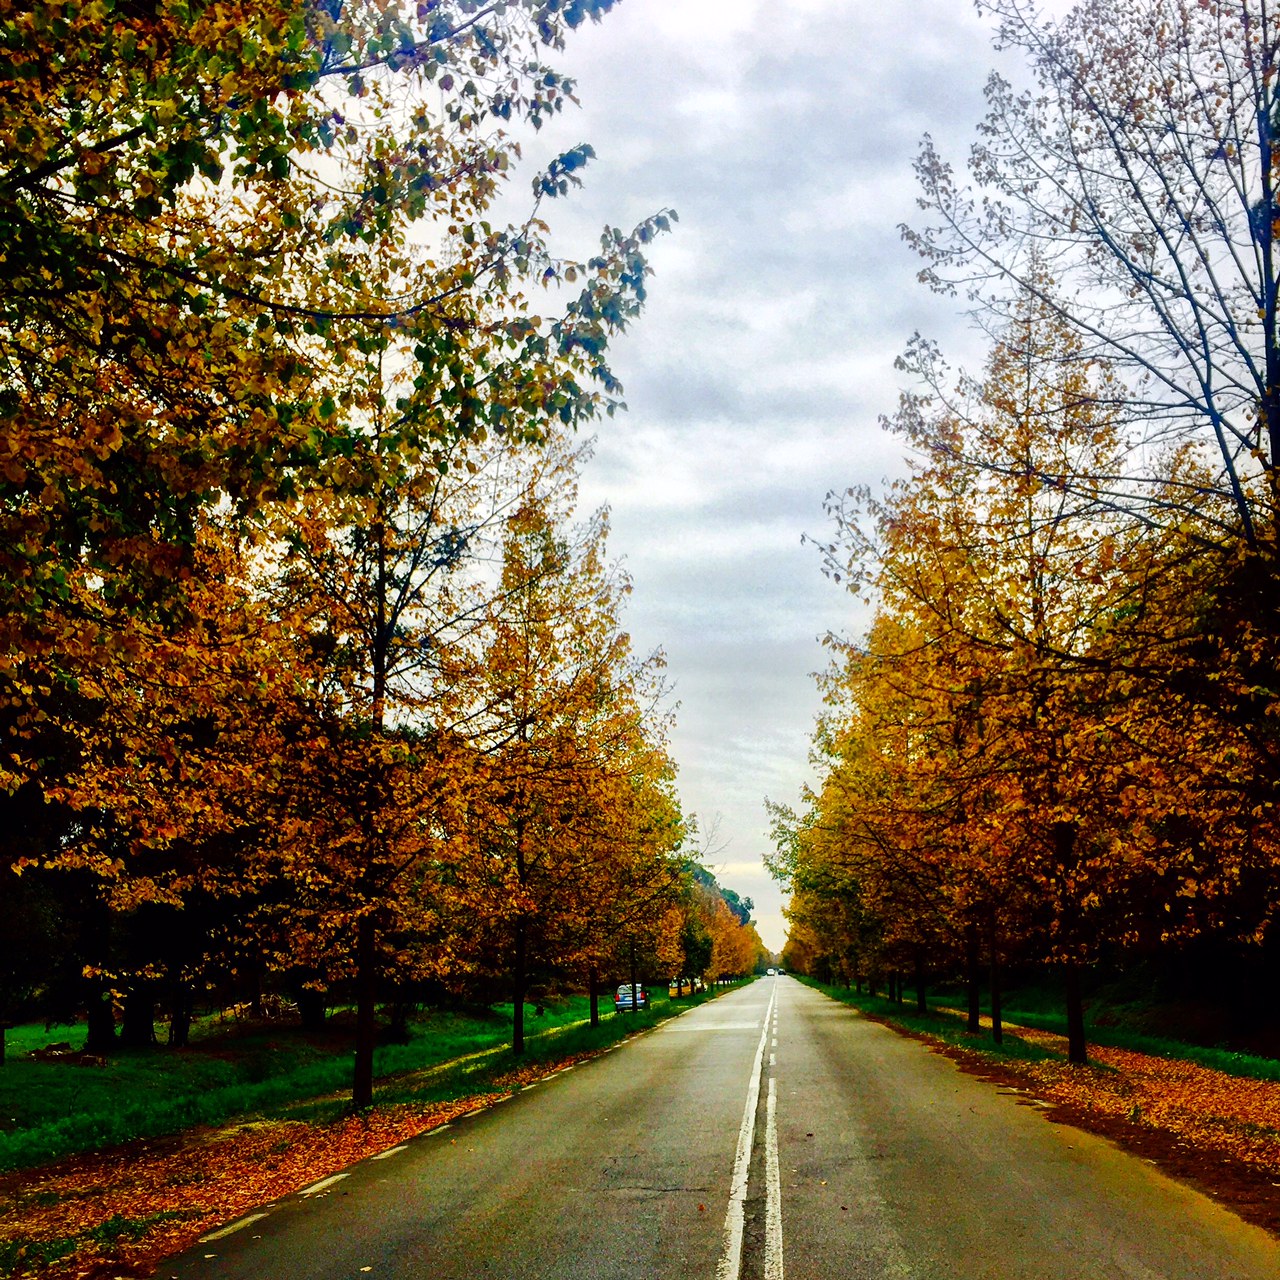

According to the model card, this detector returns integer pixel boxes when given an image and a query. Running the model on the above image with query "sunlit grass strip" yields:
[797,978,1059,1064]
[989,1006,1280,1082]
[0,985,742,1173]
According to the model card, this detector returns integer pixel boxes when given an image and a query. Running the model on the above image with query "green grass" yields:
[0,985,740,1173]
[808,978,1280,1082]
[986,1004,1280,1082]
[799,978,1059,1065]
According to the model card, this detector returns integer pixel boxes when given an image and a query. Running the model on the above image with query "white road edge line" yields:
[765,1078,784,1280]
[299,1173,349,1196]
[198,1213,269,1243]
[716,987,777,1280]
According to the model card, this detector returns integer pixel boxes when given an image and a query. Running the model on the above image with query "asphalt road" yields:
[168,977,1280,1280]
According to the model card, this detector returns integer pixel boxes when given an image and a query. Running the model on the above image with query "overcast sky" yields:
[509,0,1026,952]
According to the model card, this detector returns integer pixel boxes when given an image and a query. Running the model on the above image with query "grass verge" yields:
[795,979,1060,1064]
[0,988,735,1174]
[986,1006,1280,1082]
[806,979,1280,1081]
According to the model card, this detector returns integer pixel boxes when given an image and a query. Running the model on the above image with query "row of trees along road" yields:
[770,0,1280,1064]
[0,0,770,1106]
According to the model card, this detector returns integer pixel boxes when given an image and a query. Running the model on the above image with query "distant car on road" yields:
[614,983,649,1013]
[766,967,777,976]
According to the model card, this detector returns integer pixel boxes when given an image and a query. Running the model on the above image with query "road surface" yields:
[168,976,1280,1279]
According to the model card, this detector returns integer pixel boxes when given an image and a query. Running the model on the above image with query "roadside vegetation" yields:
[0,986,743,1176]
[771,0,1280,1073]
[0,0,770,1123]
[0,982,748,1279]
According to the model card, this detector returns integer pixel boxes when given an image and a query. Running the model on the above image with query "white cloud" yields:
[497,1,1022,950]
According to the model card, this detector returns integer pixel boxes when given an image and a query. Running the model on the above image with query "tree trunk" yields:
[248,958,265,1019]
[120,989,156,1048]
[352,913,378,1109]
[387,999,411,1044]
[168,975,192,1049]
[588,965,599,1028]
[85,988,116,1054]
[628,940,639,1016]
[989,920,1003,1047]
[966,927,981,1034]
[298,987,327,1033]
[1065,959,1088,1065]
[512,920,526,1055]
[914,950,927,1015]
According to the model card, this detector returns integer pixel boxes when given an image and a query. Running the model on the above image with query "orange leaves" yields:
[700,890,766,981]
[780,294,1240,983]
[1004,1026,1280,1178]
[0,1098,495,1280]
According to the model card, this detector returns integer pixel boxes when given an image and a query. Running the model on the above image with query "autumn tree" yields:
[13,526,325,1049]
[685,870,766,982]
[447,480,682,1054]
[791,299,1218,1060]
[906,0,1280,544]
[904,2,1280,887]
[3,0,674,1067]
[0,0,669,805]
[0,0,667,749]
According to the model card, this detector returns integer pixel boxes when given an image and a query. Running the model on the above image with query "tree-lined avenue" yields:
[168,979,1280,1279]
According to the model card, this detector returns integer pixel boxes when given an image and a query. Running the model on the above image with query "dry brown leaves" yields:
[1014,1027,1280,1176]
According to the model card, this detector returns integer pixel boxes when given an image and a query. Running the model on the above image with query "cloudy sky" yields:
[510,0,1027,952]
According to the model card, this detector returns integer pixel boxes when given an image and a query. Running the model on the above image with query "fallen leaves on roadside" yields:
[1007,1027,1280,1177]
[0,1046,605,1280]
[0,1099,492,1279]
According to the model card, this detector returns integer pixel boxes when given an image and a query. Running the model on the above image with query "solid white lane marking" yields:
[370,1145,408,1160]
[299,1173,349,1196]
[716,987,777,1280]
[765,1078,784,1280]
[199,1213,268,1243]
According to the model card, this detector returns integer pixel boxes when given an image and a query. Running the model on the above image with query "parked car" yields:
[668,976,704,997]
[614,983,649,1012]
